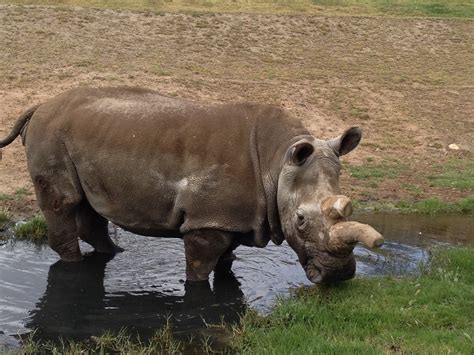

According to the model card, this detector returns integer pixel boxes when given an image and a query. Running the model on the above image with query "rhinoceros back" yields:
[25,87,268,243]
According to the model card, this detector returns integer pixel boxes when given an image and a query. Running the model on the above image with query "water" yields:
[0,213,472,348]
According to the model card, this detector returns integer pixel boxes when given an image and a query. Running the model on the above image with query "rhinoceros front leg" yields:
[183,230,233,281]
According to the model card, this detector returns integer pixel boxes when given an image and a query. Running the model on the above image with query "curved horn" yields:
[321,195,353,219]
[328,221,384,252]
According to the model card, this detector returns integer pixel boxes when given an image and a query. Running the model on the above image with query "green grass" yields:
[348,160,407,180]
[232,247,474,354]
[17,325,182,354]
[14,187,33,197]
[0,208,11,230]
[13,214,48,241]
[1,0,473,17]
[0,188,33,201]
[355,196,474,215]
[0,193,14,201]
[398,196,474,215]
[428,158,474,191]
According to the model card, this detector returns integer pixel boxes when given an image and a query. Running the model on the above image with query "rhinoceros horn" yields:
[321,195,384,252]
[328,221,384,252]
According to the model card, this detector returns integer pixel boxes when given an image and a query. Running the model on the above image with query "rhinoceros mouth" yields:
[303,251,356,284]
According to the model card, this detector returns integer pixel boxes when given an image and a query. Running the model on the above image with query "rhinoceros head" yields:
[277,127,383,283]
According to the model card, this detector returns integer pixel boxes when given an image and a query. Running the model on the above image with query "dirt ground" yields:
[1,5,473,218]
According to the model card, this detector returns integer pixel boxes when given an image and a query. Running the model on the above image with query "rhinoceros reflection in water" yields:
[26,253,246,342]
[1,87,383,283]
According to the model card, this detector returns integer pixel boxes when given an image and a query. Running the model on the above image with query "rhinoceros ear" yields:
[288,141,314,166]
[328,127,362,156]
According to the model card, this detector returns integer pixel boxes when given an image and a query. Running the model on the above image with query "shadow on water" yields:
[26,252,245,346]
[0,212,472,349]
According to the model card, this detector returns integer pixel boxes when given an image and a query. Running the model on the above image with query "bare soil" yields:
[1,5,473,218]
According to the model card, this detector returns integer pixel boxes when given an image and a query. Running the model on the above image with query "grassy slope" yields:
[1,0,473,18]
[233,248,474,354]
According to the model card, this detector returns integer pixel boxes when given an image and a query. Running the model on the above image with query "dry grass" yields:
[0,4,473,215]
[1,0,473,17]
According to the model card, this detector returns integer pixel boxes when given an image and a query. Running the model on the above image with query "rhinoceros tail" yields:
[0,105,40,158]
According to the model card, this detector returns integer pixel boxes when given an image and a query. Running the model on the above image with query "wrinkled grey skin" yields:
[0,87,362,283]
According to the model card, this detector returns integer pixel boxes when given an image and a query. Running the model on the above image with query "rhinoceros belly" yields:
[72,148,258,238]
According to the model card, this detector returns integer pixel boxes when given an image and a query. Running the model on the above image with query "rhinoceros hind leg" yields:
[43,210,83,262]
[184,230,233,281]
[76,201,123,254]
[33,175,83,262]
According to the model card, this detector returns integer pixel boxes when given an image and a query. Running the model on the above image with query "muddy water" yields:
[0,213,472,348]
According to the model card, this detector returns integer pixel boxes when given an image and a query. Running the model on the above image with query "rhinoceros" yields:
[0,87,383,283]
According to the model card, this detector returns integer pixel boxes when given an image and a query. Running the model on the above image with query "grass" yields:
[0,193,14,201]
[428,158,474,191]
[0,188,33,201]
[231,247,474,354]
[355,196,474,215]
[17,324,182,354]
[13,214,48,241]
[398,196,474,215]
[348,160,408,180]
[14,187,33,197]
[1,0,473,17]
[0,208,11,230]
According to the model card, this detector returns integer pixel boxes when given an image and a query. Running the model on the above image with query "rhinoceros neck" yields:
[251,105,310,245]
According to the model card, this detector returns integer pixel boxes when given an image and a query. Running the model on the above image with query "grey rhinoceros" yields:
[1,87,383,283]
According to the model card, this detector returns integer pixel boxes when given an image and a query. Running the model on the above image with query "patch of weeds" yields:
[15,187,32,197]
[428,158,474,191]
[14,214,48,241]
[367,181,379,188]
[379,1,474,18]
[348,159,407,180]
[0,208,11,231]
[20,325,182,354]
[0,193,14,201]
[0,188,32,201]
[397,196,474,215]
[401,183,423,194]
[354,196,474,215]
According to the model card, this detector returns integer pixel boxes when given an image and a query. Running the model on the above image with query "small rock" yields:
[448,143,460,150]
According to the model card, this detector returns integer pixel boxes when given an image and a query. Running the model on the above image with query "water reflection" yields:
[26,252,246,342]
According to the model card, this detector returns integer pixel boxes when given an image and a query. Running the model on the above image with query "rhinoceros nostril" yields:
[295,209,306,230]
[304,263,323,283]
